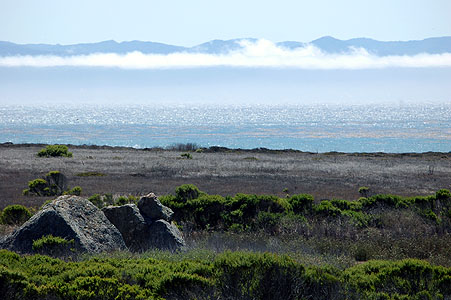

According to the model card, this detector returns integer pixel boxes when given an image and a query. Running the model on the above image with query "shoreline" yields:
[2,141,449,156]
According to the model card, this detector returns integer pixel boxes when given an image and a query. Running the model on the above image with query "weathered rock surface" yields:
[138,192,174,221]
[148,220,186,251]
[0,195,127,254]
[102,204,149,252]
[103,196,185,252]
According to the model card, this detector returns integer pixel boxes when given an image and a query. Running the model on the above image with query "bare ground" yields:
[1,143,450,209]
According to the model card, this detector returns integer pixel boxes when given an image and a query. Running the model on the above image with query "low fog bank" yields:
[0,67,450,106]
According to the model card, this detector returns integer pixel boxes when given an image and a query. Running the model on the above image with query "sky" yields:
[1,0,451,45]
[0,1,450,106]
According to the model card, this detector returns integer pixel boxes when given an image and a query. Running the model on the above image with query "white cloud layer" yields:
[1,39,451,69]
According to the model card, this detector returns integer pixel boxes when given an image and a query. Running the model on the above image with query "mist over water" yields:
[1,103,450,153]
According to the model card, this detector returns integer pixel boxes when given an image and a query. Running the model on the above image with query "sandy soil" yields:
[1,143,450,209]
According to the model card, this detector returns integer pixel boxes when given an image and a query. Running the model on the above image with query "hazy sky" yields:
[1,0,451,45]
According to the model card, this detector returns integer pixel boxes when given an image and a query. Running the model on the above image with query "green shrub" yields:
[88,194,103,208]
[223,194,259,227]
[175,184,201,202]
[37,145,73,158]
[180,152,193,159]
[64,186,82,196]
[127,195,138,204]
[436,189,451,200]
[1,205,32,225]
[27,178,48,196]
[76,171,106,177]
[0,250,449,299]
[412,196,436,210]
[358,186,370,198]
[113,195,137,206]
[255,211,283,233]
[26,173,69,197]
[115,196,129,206]
[344,259,451,298]
[185,195,226,229]
[214,251,306,300]
[330,199,362,211]
[256,194,286,213]
[32,235,74,256]
[341,210,371,227]
[421,209,441,224]
[314,200,342,217]
[359,194,412,209]
[288,194,314,214]
[103,193,113,205]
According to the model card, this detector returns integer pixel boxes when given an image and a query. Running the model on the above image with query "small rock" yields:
[138,193,174,221]
[148,220,186,251]
[102,204,149,252]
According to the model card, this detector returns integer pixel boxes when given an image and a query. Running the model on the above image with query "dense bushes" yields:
[0,249,449,300]
[161,185,451,235]
[288,193,314,214]
[175,184,201,202]
[1,205,31,225]
[37,144,73,157]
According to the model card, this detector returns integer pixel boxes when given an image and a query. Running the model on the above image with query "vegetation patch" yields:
[76,171,106,177]
[0,250,449,300]
[160,185,451,240]
[37,144,73,158]
[1,205,31,225]
[180,152,193,159]
[243,156,258,161]
[23,171,81,197]
[32,234,75,257]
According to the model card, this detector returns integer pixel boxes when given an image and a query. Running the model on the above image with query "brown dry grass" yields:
[1,143,450,209]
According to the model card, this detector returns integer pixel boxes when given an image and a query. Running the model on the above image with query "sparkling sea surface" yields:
[1,103,450,153]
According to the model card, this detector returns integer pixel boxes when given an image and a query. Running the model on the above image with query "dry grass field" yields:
[1,143,450,209]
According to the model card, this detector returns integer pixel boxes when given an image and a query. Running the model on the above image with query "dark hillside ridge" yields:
[1,36,451,56]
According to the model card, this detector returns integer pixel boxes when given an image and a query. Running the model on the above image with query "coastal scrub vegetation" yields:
[22,171,81,197]
[37,145,73,158]
[76,171,106,177]
[160,185,451,233]
[0,249,449,299]
[1,182,451,299]
[0,205,31,225]
[158,184,451,266]
[32,235,75,257]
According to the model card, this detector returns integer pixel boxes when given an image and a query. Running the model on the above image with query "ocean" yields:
[1,103,450,153]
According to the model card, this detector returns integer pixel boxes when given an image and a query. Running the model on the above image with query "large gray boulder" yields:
[102,204,149,252]
[138,193,173,222]
[102,194,185,252]
[0,195,127,254]
[148,220,186,251]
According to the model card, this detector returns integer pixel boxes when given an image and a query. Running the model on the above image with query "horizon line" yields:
[2,35,451,48]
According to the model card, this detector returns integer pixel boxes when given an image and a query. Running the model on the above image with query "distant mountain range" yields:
[1,36,451,57]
